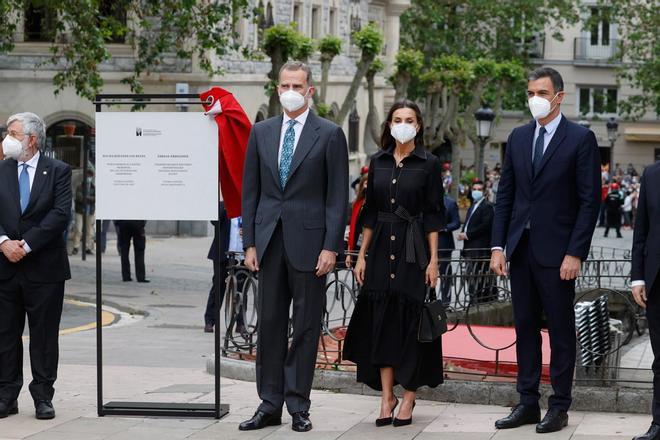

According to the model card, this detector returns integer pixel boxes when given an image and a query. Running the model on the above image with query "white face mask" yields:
[528,94,560,120]
[2,135,27,160]
[279,89,309,113]
[390,123,418,144]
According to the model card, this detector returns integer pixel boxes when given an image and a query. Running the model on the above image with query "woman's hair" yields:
[380,99,425,150]
[355,173,368,201]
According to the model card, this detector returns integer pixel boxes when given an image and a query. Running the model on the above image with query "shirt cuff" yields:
[22,241,32,253]
[0,235,9,245]
[491,247,504,252]
[631,280,646,287]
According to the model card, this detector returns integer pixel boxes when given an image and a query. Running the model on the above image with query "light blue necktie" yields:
[19,163,30,213]
[279,119,296,188]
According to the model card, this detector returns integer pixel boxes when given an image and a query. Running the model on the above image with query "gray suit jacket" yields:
[242,111,349,272]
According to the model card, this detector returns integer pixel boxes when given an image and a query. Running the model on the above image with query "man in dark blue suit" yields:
[631,162,660,440]
[490,67,601,433]
[439,193,460,305]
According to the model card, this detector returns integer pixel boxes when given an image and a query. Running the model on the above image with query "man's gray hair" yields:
[279,61,313,85]
[6,112,46,150]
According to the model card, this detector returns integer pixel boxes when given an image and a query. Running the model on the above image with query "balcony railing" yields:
[574,37,621,63]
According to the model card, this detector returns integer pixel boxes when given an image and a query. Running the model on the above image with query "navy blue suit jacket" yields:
[208,202,231,263]
[631,162,660,292]
[440,195,460,251]
[492,115,601,267]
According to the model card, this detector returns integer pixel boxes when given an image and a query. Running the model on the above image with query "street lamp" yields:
[606,116,619,169]
[474,106,495,180]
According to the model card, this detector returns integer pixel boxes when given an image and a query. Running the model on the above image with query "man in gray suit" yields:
[239,61,349,433]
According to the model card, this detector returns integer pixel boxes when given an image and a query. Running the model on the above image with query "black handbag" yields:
[418,299,448,343]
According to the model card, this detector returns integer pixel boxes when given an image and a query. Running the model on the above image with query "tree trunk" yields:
[319,56,332,104]
[393,73,410,101]
[267,45,284,117]
[366,70,381,145]
[334,52,373,126]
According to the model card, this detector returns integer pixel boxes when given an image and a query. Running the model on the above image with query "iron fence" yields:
[220,248,648,386]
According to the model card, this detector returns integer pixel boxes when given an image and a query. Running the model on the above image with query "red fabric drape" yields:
[347,198,365,251]
[199,87,251,218]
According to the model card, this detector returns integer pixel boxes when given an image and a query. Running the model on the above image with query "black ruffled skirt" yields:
[343,288,444,391]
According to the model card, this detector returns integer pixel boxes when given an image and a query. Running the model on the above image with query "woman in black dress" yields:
[343,100,444,426]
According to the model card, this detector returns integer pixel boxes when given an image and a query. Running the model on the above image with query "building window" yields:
[590,7,611,46]
[293,3,302,32]
[24,2,57,42]
[329,8,336,35]
[579,87,618,116]
[311,6,320,38]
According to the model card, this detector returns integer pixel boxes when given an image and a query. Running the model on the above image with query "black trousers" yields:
[439,250,452,305]
[256,224,326,416]
[509,231,576,411]
[119,222,146,281]
[645,274,660,423]
[604,210,622,237]
[0,271,64,402]
[204,259,247,327]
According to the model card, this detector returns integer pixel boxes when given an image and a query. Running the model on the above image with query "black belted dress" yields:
[343,143,445,391]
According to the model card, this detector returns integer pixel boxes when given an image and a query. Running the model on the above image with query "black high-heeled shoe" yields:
[375,397,399,427]
[392,400,416,427]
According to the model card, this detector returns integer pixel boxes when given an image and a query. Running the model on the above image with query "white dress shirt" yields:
[531,113,562,160]
[0,152,40,253]
[278,108,310,165]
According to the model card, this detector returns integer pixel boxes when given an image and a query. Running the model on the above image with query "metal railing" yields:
[220,248,648,386]
[574,38,621,62]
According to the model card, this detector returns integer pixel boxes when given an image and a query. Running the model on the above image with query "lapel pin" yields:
[43,171,47,175]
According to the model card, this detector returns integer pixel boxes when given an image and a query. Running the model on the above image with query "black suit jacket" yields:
[242,111,349,272]
[208,202,231,263]
[631,162,660,292]
[440,195,460,251]
[463,199,494,251]
[492,115,601,267]
[0,155,72,282]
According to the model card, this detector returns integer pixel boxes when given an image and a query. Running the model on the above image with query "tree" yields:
[262,24,313,117]
[0,0,248,100]
[396,0,580,189]
[591,0,659,120]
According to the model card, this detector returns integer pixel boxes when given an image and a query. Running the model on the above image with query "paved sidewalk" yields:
[0,229,649,439]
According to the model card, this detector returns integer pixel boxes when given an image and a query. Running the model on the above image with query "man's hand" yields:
[560,255,581,280]
[244,247,259,272]
[457,232,467,241]
[0,240,27,263]
[632,285,647,309]
[316,250,336,277]
[490,250,508,276]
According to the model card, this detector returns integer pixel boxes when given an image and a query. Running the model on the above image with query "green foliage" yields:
[590,0,659,119]
[0,0,248,100]
[352,22,383,58]
[316,102,331,118]
[263,24,304,61]
[367,57,385,76]
[317,35,342,58]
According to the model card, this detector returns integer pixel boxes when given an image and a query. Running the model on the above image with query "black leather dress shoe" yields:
[634,423,660,440]
[495,404,541,429]
[35,400,55,420]
[536,408,568,433]
[238,410,282,431]
[292,412,313,432]
[137,279,150,283]
[0,400,18,418]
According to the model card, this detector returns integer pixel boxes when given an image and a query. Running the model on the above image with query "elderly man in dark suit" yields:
[631,162,660,440]
[0,112,72,420]
[240,61,349,432]
[490,67,601,433]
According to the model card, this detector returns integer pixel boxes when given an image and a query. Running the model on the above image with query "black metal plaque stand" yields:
[94,94,228,419]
